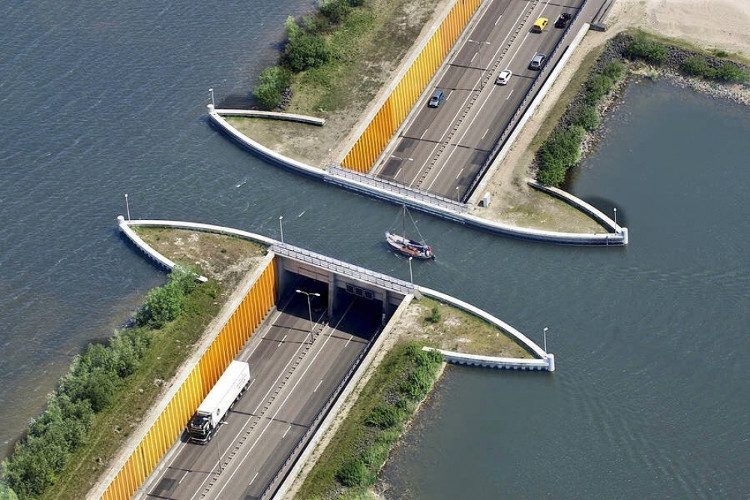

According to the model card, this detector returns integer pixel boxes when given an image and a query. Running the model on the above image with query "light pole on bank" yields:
[209,88,215,107]
[295,289,320,343]
[124,193,131,221]
[279,216,284,244]
[613,207,618,230]
[408,256,413,284]
[543,326,549,353]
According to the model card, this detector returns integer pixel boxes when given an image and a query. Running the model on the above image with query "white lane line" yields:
[344,335,353,348]
[470,52,477,62]
[447,90,454,100]
[494,14,502,26]
[506,88,514,100]
[188,308,328,500]
[248,378,256,388]
[248,472,259,486]
[455,167,465,180]
[212,301,356,499]
[407,1,531,188]
[424,0,554,191]
[313,379,324,393]
[420,128,429,139]
[282,425,292,438]
[481,128,489,139]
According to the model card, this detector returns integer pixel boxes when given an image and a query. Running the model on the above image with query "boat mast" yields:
[402,204,406,239]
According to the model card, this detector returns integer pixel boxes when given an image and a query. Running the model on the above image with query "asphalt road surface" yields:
[138,284,382,500]
[373,0,586,200]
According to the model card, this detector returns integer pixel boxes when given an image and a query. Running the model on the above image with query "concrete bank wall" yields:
[209,109,627,246]
[341,0,482,173]
[423,346,552,370]
[98,230,278,500]
[417,286,554,370]
[214,109,325,126]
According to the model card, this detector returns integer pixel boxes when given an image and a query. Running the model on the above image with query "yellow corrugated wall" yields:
[341,0,482,173]
[101,259,278,500]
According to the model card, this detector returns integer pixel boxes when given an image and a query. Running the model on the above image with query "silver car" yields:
[529,53,546,70]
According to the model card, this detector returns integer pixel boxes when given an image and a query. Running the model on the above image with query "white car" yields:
[495,69,512,85]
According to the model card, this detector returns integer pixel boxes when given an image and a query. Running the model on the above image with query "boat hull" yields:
[385,232,434,260]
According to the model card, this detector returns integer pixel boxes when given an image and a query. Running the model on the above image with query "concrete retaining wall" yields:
[209,108,627,246]
[423,346,552,370]
[214,109,325,126]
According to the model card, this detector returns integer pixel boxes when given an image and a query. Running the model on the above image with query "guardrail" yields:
[465,0,590,201]
[328,165,469,213]
[272,242,415,295]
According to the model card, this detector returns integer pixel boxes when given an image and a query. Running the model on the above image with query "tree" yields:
[253,66,292,109]
[283,32,331,72]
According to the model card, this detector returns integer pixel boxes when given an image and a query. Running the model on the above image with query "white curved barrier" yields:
[213,108,325,126]
[209,107,627,246]
[423,347,553,371]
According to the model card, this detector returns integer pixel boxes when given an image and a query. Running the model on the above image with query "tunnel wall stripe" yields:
[341,0,481,173]
[100,259,277,499]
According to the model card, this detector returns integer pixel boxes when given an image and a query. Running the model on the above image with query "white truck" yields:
[187,360,251,444]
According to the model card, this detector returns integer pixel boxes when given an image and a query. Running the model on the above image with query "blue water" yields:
[1,1,749,497]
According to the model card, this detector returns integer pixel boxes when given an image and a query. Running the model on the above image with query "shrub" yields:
[713,62,749,83]
[0,482,18,500]
[282,18,331,72]
[584,74,615,104]
[134,270,195,328]
[624,33,668,65]
[319,0,350,24]
[536,126,585,187]
[602,60,626,80]
[365,404,400,429]
[680,55,713,77]
[347,0,366,6]
[253,65,292,109]
[713,49,728,58]
[336,458,370,487]
[571,105,600,131]
[426,305,441,324]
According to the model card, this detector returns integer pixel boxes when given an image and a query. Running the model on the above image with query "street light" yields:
[124,193,131,221]
[279,216,284,244]
[408,256,413,284]
[543,326,549,353]
[295,289,320,343]
[209,88,215,107]
[613,207,618,231]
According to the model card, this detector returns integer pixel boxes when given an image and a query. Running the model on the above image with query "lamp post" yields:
[209,88,215,107]
[295,289,320,343]
[279,216,284,244]
[408,256,413,284]
[543,326,549,353]
[613,207,618,231]
[124,193,131,221]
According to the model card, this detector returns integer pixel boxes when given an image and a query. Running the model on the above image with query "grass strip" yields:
[296,341,443,499]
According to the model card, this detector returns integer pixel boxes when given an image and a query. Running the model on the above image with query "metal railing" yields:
[272,243,415,295]
[328,165,469,213]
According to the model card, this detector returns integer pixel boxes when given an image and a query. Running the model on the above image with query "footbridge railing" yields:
[271,242,415,295]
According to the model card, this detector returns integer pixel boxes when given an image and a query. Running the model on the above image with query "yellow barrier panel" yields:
[101,259,277,499]
[342,0,481,173]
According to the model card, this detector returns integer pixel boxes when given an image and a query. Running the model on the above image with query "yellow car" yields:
[532,17,548,33]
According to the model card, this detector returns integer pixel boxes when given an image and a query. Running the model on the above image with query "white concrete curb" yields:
[209,109,627,246]
[214,108,325,126]
[423,346,552,371]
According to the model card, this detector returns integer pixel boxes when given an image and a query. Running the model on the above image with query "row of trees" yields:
[253,0,366,109]
[1,268,198,499]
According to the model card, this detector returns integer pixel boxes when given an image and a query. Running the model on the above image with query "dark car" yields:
[428,89,445,108]
[529,53,546,70]
[554,12,572,28]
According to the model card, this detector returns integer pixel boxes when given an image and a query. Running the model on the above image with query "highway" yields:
[372,0,586,201]
[138,281,382,500]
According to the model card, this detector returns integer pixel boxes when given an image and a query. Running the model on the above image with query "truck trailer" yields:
[187,360,251,444]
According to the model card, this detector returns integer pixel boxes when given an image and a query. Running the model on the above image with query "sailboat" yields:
[385,205,435,260]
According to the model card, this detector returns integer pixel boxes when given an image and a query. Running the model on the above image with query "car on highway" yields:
[531,17,548,33]
[555,12,572,28]
[529,53,546,70]
[495,69,513,85]
[428,89,445,108]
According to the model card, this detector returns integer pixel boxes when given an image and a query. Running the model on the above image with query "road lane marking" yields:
[313,379,323,393]
[420,128,429,139]
[249,472,259,486]
[282,425,292,438]
[506,89,514,100]
[481,128,489,139]
[455,167,464,180]
[447,90,454,100]
[470,52,477,62]
[494,14,502,26]
[211,301,356,499]
[188,308,328,500]
[407,0,531,188]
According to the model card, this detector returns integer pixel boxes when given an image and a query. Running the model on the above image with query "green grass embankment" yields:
[296,342,443,499]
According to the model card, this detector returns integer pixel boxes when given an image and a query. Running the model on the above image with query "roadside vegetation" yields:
[296,342,443,499]
[535,31,749,187]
